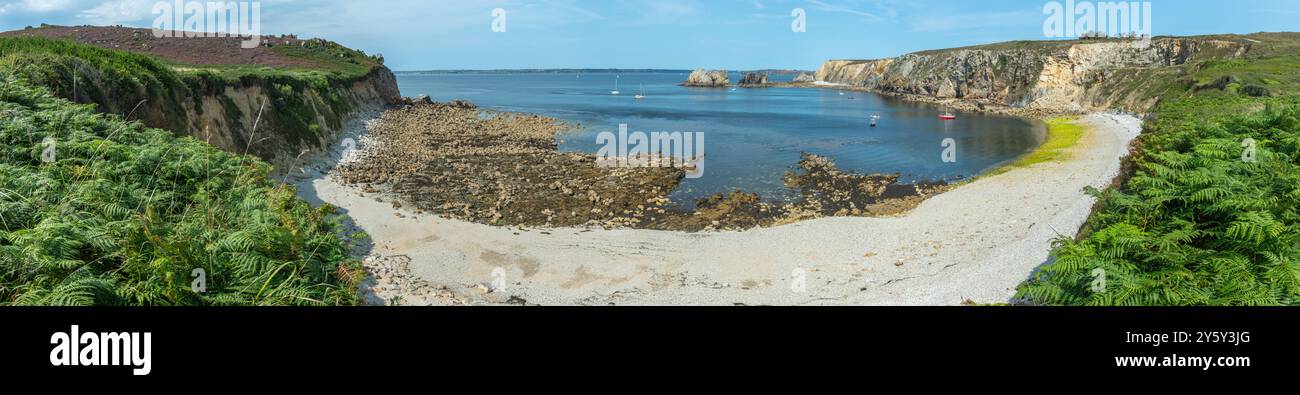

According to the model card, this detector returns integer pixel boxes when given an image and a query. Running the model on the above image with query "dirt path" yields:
[295,113,1141,306]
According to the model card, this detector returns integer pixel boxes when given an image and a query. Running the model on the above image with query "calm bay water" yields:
[396,72,1045,205]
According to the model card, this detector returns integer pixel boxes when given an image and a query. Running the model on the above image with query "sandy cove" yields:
[293,112,1141,306]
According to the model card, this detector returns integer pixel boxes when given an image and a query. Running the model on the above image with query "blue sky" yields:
[2,0,1298,71]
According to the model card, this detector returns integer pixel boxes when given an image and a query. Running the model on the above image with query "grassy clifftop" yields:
[0,26,400,166]
[1,25,383,79]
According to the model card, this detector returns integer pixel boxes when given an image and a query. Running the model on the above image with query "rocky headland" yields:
[811,36,1261,115]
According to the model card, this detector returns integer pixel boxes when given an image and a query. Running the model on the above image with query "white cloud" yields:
[21,0,76,12]
[627,0,702,24]
[0,0,77,14]
[907,9,1039,33]
[79,0,155,24]
[805,0,878,21]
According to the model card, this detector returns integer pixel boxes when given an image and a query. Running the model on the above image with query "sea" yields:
[396,71,1045,206]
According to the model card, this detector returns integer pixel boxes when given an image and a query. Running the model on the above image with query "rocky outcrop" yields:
[682,69,729,87]
[793,72,816,83]
[813,37,1254,113]
[739,72,769,87]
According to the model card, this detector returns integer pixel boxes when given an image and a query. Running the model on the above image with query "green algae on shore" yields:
[983,116,1084,178]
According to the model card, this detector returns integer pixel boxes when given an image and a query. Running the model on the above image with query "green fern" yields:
[1019,95,1300,306]
[0,75,362,306]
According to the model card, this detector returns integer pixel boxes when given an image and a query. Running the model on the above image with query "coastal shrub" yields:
[1242,85,1271,97]
[1018,97,1300,305]
[0,76,362,306]
[0,36,193,131]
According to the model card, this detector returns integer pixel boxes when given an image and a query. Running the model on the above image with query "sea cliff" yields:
[0,26,402,168]
[813,36,1265,113]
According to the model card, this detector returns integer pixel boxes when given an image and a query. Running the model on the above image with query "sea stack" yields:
[739,72,769,87]
[681,69,729,87]
[792,72,816,83]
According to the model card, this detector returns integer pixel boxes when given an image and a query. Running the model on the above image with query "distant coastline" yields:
[396,69,692,75]
[395,68,813,75]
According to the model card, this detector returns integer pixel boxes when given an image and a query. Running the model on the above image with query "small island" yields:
[680,69,729,87]
[738,72,769,87]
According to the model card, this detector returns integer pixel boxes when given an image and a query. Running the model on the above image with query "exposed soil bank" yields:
[331,101,946,232]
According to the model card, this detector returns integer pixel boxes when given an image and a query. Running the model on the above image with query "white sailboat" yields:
[635,83,646,100]
[611,75,621,95]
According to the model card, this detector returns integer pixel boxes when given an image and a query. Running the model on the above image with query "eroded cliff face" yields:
[814,38,1253,113]
[0,26,402,168]
[178,68,402,169]
[72,66,401,169]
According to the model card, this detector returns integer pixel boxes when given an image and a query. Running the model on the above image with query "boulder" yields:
[404,95,434,105]
[446,99,477,109]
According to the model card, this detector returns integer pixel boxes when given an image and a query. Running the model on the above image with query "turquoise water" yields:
[396,72,1045,205]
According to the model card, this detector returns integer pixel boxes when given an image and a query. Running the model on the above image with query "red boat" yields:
[939,112,957,120]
